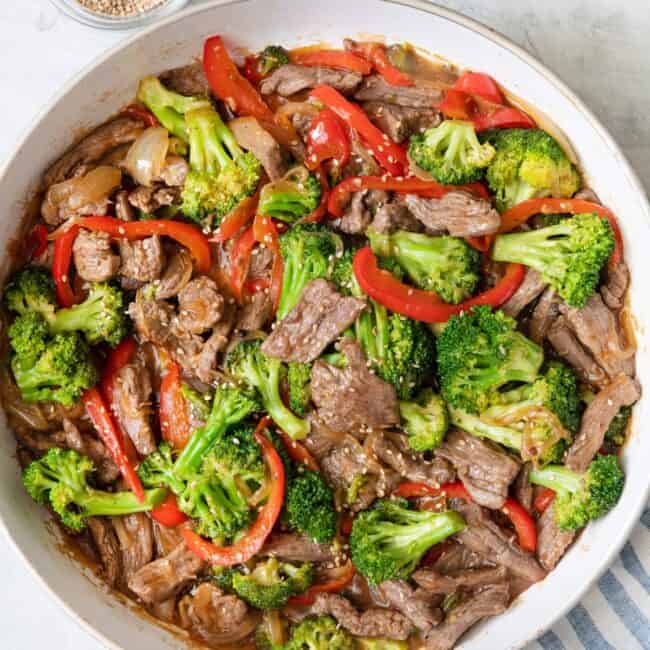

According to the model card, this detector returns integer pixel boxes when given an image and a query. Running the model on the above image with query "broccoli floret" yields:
[605,405,632,446]
[180,383,211,423]
[173,383,261,476]
[408,120,495,184]
[136,75,211,141]
[286,362,312,416]
[23,448,166,532]
[137,442,186,494]
[4,266,56,317]
[357,640,409,650]
[277,223,341,320]
[10,329,97,407]
[180,105,262,225]
[492,212,614,307]
[286,470,336,544]
[210,424,266,487]
[286,615,356,650]
[368,228,480,304]
[399,388,449,452]
[259,167,322,223]
[259,45,290,76]
[481,128,580,212]
[231,558,313,609]
[227,339,310,440]
[8,312,49,365]
[437,306,544,414]
[529,454,624,530]
[350,498,465,584]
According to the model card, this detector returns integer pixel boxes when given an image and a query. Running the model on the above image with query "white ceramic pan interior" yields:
[0,1,648,648]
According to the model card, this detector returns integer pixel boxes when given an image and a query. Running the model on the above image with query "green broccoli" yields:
[137,442,185,494]
[350,498,465,585]
[180,105,262,225]
[23,448,166,532]
[437,306,544,414]
[277,223,341,320]
[286,470,336,544]
[529,454,624,530]
[286,362,312,416]
[408,120,495,184]
[227,339,310,440]
[492,212,614,307]
[286,615,356,650]
[605,405,632,446]
[259,167,322,223]
[136,75,211,141]
[481,128,580,212]
[3,266,56,316]
[231,557,313,609]
[368,227,480,304]
[254,612,288,650]
[7,311,49,366]
[258,45,290,76]
[399,388,449,452]
[180,383,211,423]
[357,640,409,650]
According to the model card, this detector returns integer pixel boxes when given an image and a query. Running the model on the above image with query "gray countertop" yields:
[0,1,647,648]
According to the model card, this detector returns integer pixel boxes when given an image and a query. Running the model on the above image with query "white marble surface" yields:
[0,1,647,648]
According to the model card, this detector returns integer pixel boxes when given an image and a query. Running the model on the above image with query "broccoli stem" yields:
[492,223,572,270]
[82,487,167,517]
[529,465,583,494]
[448,406,523,451]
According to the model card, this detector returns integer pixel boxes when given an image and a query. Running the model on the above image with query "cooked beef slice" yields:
[128,184,179,214]
[261,279,366,363]
[260,533,335,563]
[371,198,423,234]
[235,291,272,332]
[260,64,362,96]
[61,419,119,484]
[513,463,534,513]
[601,262,629,312]
[341,136,383,178]
[115,190,134,221]
[436,429,520,509]
[354,75,444,108]
[159,62,210,96]
[528,287,560,343]
[119,235,166,284]
[565,373,641,472]
[310,593,412,640]
[229,116,289,180]
[374,580,442,631]
[412,565,508,595]
[110,512,153,588]
[310,338,400,432]
[176,276,224,334]
[72,229,120,282]
[362,101,442,142]
[88,517,122,588]
[432,543,494,574]
[334,191,373,235]
[158,155,189,186]
[573,187,600,203]
[404,191,500,237]
[501,268,547,318]
[153,247,193,299]
[536,506,576,571]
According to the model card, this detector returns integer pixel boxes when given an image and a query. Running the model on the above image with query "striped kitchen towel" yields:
[530,505,650,650]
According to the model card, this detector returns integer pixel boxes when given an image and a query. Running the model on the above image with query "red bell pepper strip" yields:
[27,224,49,261]
[465,235,492,253]
[52,224,81,308]
[59,217,211,274]
[244,277,270,294]
[353,246,525,323]
[310,85,408,176]
[501,497,537,552]
[203,35,274,122]
[534,488,556,514]
[339,513,355,537]
[327,175,488,218]
[439,89,475,120]
[82,387,145,503]
[302,166,330,224]
[229,225,256,303]
[181,417,285,566]
[292,50,372,75]
[346,41,414,87]
[159,351,192,451]
[453,72,504,105]
[394,481,470,500]
[241,54,264,85]
[277,430,319,472]
[151,492,188,527]
[306,109,350,171]
[287,560,356,606]
[253,215,283,313]
[212,190,259,243]
[473,106,536,132]
[122,103,159,127]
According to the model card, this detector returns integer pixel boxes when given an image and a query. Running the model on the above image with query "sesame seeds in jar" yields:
[76,0,167,16]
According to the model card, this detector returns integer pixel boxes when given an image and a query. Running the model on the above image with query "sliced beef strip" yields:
[261,279,366,363]
[260,533,335,563]
[87,517,122,588]
[153,247,193,300]
[178,583,253,645]
[453,501,546,583]
[423,582,510,650]
[354,74,444,108]
[310,338,400,433]
[260,64,362,97]
[412,565,508,595]
[404,191,501,237]
[362,100,442,142]
[374,580,443,631]
[560,293,635,382]
[573,187,600,203]
[152,520,184,557]
[129,297,176,346]
[158,155,189,187]
[548,316,608,387]
[334,191,372,235]
[310,593,412,640]
[501,268,547,318]
[128,185,180,215]
[235,291,272,332]
[72,229,120,282]
[601,262,630,312]
[61,419,119,484]
[176,276,224,334]
[44,117,144,187]
[115,190,134,221]
[128,542,207,604]
[565,373,641,472]
[342,136,383,178]
[436,429,520,509]
[432,543,494,574]
[513,463,534,513]
[119,235,166,284]
[110,513,153,588]
[159,62,210,96]
[529,287,560,344]
[536,506,576,571]
[371,198,423,234]
[110,353,156,456]
[229,116,289,180]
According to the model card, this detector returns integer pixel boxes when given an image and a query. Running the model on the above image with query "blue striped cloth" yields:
[529,505,650,650]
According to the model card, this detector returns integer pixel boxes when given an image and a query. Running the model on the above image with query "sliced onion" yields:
[124,126,169,187]
[45,165,122,213]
